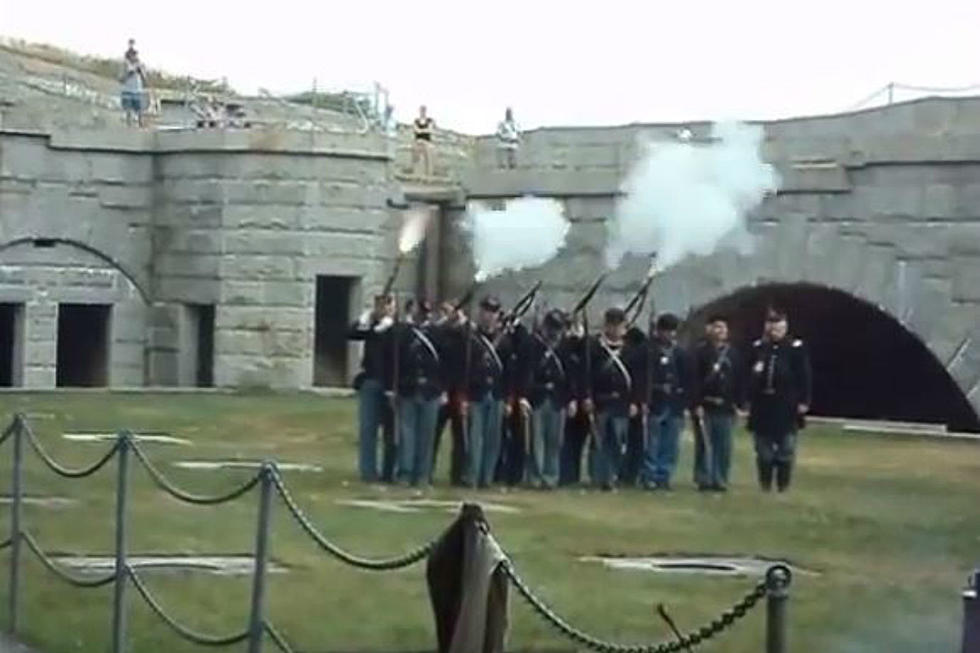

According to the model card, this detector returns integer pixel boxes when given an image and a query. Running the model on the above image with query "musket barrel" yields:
[507,280,542,322]
[570,273,607,316]
[452,283,477,312]
[381,255,404,297]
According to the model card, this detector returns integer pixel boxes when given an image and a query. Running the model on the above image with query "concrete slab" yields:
[580,555,817,577]
[53,555,289,576]
[0,631,40,653]
[842,424,980,440]
[63,432,192,445]
[807,416,946,432]
[173,460,322,472]
[336,498,521,514]
[0,495,77,508]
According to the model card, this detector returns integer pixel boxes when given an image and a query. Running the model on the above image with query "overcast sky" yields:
[3,0,979,133]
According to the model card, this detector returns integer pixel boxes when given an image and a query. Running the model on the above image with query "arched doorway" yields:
[0,238,149,388]
[684,283,979,432]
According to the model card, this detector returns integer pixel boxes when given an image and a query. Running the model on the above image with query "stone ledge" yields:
[3,127,391,160]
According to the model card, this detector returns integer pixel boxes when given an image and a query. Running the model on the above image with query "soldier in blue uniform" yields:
[558,315,589,486]
[518,309,576,489]
[635,313,691,491]
[384,300,446,487]
[620,324,649,486]
[348,295,396,483]
[691,314,744,492]
[747,307,813,492]
[583,308,638,491]
[448,296,514,488]
[431,301,468,485]
[497,319,532,486]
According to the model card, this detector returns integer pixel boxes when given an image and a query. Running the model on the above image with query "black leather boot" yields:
[757,459,773,491]
[776,461,793,492]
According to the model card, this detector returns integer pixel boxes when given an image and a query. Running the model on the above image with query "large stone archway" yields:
[682,282,979,431]
[640,215,980,428]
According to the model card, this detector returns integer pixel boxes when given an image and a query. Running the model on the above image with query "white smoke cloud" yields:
[465,196,570,282]
[397,206,433,254]
[605,121,779,271]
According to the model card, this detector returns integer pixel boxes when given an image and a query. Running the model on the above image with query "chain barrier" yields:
[0,419,16,447]
[127,566,250,647]
[22,421,120,479]
[130,440,261,505]
[270,467,434,571]
[21,531,116,588]
[264,622,296,653]
[2,414,793,653]
[502,554,783,653]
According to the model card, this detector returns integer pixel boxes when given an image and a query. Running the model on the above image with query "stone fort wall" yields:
[0,126,414,389]
[448,97,980,417]
[2,96,980,418]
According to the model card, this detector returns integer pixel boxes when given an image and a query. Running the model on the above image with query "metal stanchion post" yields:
[247,463,274,653]
[766,566,791,653]
[963,569,979,653]
[111,433,131,653]
[7,415,24,633]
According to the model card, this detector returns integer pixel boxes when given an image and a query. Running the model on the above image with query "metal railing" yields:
[0,413,792,653]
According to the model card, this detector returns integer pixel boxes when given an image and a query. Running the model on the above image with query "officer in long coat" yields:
[746,307,813,492]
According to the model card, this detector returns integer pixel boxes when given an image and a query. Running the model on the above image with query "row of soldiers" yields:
[350,293,812,493]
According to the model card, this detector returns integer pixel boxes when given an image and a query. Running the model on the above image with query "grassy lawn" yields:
[0,392,977,653]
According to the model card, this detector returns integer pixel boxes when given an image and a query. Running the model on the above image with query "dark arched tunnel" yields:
[681,283,980,432]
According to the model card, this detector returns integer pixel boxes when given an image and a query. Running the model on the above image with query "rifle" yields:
[582,309,601,466]
[691,405,710,488]
[570,273,607,317]
[498,280,542,335]
[503,280,542,324]
[563,274,606,471]
[625,256,658,327]
[452,281,478,478]
[389,297,402,460]
[453,283,477,312]
[381,254,404,298]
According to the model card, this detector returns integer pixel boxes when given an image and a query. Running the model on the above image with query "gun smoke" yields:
[605,121,780,271]
[465,196,570,281]
[398,206,434,254]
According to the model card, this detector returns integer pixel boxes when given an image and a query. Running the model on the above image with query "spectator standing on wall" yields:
[120,39,147,128]
[496,107,521,169]
[412,105,435,177]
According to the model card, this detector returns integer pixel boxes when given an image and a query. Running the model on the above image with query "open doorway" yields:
[57,304,111,387]
[314,276,354,387]
[0,303,24,387]
[188,304,215,387]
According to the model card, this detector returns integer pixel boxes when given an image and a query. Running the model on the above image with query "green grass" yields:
[0,392,977,653]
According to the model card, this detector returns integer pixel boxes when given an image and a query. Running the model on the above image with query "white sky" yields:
[3,0,980,133]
